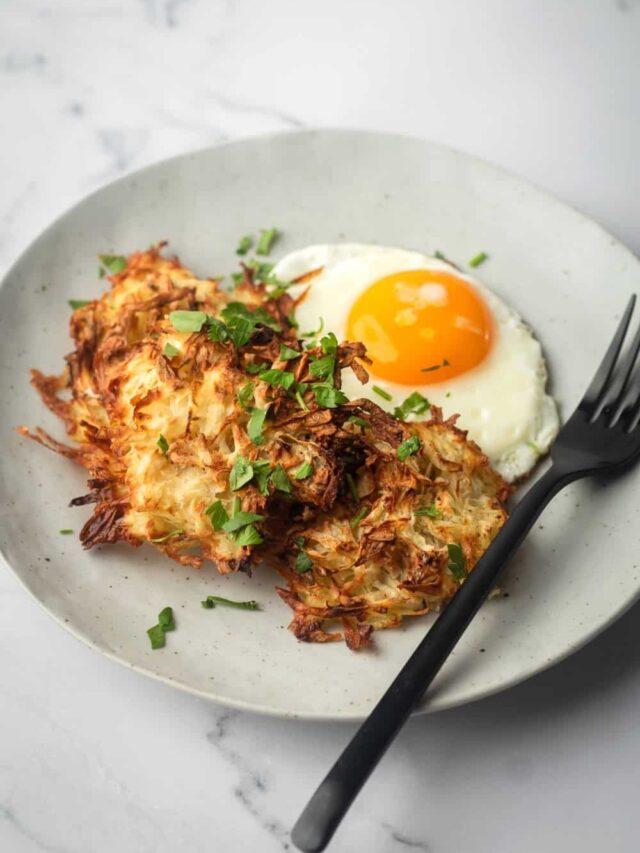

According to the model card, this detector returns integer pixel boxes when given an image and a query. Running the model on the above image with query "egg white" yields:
[272,244,560,482]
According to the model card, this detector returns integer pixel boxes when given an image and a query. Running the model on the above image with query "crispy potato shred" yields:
[21,246,510,650]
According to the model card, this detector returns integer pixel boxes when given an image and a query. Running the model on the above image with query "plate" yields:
[1,130,639,721]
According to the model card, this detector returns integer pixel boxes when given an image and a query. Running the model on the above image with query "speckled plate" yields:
[1,130,639,721]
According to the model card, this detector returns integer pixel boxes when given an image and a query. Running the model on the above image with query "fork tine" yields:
[606,319,640,426]
[579,295,636,419]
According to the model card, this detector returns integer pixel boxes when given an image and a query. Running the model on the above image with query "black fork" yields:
[292,295,640,853]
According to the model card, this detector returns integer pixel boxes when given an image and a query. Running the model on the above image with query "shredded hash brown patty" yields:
[20,245,510,649]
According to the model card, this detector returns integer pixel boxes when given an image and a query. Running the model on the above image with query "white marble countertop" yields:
[2,2,640,851]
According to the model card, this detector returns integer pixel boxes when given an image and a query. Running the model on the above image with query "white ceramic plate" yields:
[1,130,639,721]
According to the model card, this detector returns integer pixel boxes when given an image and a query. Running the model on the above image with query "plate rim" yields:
[2,127,639,721]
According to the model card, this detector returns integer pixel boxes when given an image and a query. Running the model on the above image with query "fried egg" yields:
[272,244,560,482]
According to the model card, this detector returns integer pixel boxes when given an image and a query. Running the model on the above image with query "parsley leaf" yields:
[245,259,275,282]
[59,528,73,535]
[447,543,467,580]
[397,435,422,461]
[205,500,229,531]
[270,464,292,493]
[158,606,175,631]
[259,368,295,391]
[313,384,348,408]
[157,434,169,455]
[350,506,370,530]
[236,235,253,255]
[170,310,209,333]
[393,391,430,420]
[294,550,313,573]
[245,361,269,375]
[222,511,265,533]
[234,524,263,546]
[207,318,230,344]
[236,381,255,409]
[252,460,272,496]
[98,254,127,276]
[147,606,175,649]
[293,460,314,480]
[372,385,392,402]
[201,595,260,610]
[256,227,279,256]
[468,251,488,268]
[68,299,90,310]
[347,415,368,429]
[279,344,300,361]
[415,504,441,519]
[320,332,338,355]
[247,406,269,445]
[163,342,180,358]
[309,354,335,381]
[147,624,166,649]
[229,456,254,490]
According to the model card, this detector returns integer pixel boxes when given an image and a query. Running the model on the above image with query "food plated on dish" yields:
[20,229,558,649]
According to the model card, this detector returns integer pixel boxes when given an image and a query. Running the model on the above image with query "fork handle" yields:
[291,464,578,853]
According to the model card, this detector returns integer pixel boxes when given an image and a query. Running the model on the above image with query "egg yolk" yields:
[346,269,493,386]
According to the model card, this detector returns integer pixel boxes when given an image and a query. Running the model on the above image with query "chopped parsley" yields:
[434,250,448,261]
[270,464,292,494]
[397,435,422,461]
[236,234,253,255]
[169,310,209,333]
[447,543,467,580]
[206,500,229,531]
[245,259,275,281]
[236,381,255,409]
[421,359,450,373]
[201,595,260,610]
[372,385,392,402]
[259,368,295,391]
[347,415,368,429]
[252,460,273,496]
[312,383,348,409]
[207,318,230,344]
[234,524,263,546]
[163,342,180,358]
[151,529,184,543]
[247,406,269,445]
[279,344,300,361]
[345,472,358,503]
[301,317,324,340]
[229,456,254,490]
[68,299,90,310]
[256,227,279,256]
[293,460,314,480]
[294,550,313,573]
[468,251,488,268]
[147,606,175,649]
[98,254,127,277]
[350,506,370,530]
[222,511,265,533]
[415,504,441,519]
[295,389,309,411]
[59,528,74,535]
[393,391,430,420]
[157,434,169,455]
[245,361,269,375]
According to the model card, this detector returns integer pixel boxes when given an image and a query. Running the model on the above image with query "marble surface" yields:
[1,1,640,851]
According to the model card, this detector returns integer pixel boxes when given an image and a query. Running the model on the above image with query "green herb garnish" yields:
[279,344,300,361]
[293,460,314,480]
[59,528,74,535]
[201,595,260,610]
[207,318,230,344]
[229,456,254,490]
[158,606,175,631]
[468,251,488,268]
[350,506,370,530]
[206,500,229,531]
[151,529,184,543]
[434,250,447,261]
[347,415,368,429]
[397,435,422,461]
[163,342,180,358]
[236,235,253,256]
[415,504,441,519]
[147,624,166,649]
[345,472,358,503]
[270,464,292,494]
[294,550,313,573]
[256,227,279,256]
[259,368,295,391]
[252,459,272,496]
[247,406,269,445]
[236,381,255,409]
[301,317,324,339]
[393,391,430,420]
[421,359,450,373]
[147,606,175,649]
[447,543,467,580]
[312,384,348,409]
[245,361,269,375]
[68,299,90,310]
[234,524,263,546]
[169,310,209,333]
[372,385,392,402]
[157,434,169,455]
[222,511,265,533]
[98,254,127,277]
